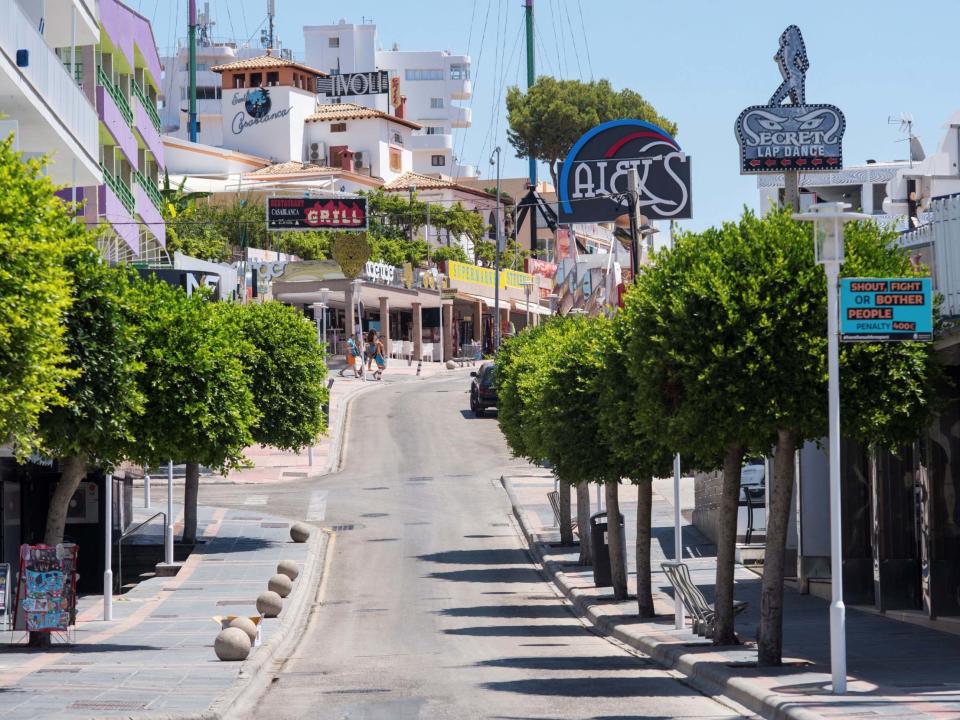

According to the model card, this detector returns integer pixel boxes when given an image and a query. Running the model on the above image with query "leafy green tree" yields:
[128,279,258,544]
[624,223,770,645]
[473,238,528,269]
[506,77,677,188]
[164,202,231,262]
[40,247,144,548]
[430,245,468,263]
[0,139,85,454]
[598,313,674,611]
[271,231,331,260]
[223,301,328,451]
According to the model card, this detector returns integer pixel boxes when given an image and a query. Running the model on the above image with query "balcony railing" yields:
[97,66,133,126]
[134,170,163,213]
[132,81,162,134]
[101,163,135,214]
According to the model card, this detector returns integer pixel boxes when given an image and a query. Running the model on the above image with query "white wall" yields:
[303,117,413,182]
[220,86,316,162]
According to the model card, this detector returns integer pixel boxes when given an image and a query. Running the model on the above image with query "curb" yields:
[205,527,331,720]
[500,475,823,720]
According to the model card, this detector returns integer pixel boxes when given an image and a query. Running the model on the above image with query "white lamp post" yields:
[437,272,445,364]
[793,201,869,695]
[104,473,113,620]
[520,278,533,327]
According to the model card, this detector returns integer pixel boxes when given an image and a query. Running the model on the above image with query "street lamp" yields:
[437,272,445,364]
[490,146,503,351]
[311,289,330,356]
[351,278,363,338]
[793,201,869,695]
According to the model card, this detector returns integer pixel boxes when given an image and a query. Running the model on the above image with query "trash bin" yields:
[589,511,626,587]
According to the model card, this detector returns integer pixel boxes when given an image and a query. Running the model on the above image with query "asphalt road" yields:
[203,375,748,720]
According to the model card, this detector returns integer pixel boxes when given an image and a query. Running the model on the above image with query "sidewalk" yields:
[0,502,328,719]
[138,359,466,486]
[503,470,960,720]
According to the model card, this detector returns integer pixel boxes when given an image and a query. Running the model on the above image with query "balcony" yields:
[132,82,164,164]
[97,67,132,124]
[448,78,471,100]
[0,0,100,185]
[133,174,165,248]
[98,168,138,255]
[101,163,134,214]
[133,170,162,212]
[131,82,161,133]
[408,133,453,151]
[449,105,471,128]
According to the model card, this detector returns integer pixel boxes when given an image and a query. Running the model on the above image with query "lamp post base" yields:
[830,598,847,693]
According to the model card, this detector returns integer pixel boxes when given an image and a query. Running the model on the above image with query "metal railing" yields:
[116,511,166,593]
[134,170,163,212]
[97,65,133,125]
[131,81,162,134]
[101,163,135,214]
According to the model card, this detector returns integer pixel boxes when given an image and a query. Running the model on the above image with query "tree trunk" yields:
[548,161,558,193]
[713,443,745,645]
[44,455,87,546]
[558,478,574,546]
[576,483,591,566]
[606,482,627,600]
[182,461,200,545]
[636,479,655,617]
[758,430,798,666]
[30,454,88,647]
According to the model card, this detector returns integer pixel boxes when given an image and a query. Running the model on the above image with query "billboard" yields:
[317,71,390,98]
[267,197,368,231]
[557,119,692,223]
[840,277,933,342]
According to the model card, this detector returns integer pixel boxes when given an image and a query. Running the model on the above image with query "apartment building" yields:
[303,19,474,178]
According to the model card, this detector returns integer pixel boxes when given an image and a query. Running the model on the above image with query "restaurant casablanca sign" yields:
[735,25,845,173]
[230,88,291,135]
[557,119,692,223]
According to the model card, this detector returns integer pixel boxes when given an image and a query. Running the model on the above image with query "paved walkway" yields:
[503,470,960,720]
[0,501,326,719]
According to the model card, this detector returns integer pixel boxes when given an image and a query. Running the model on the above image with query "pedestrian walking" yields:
[372,333,387,380]
[364,330,379,372]
[345,335,363,378]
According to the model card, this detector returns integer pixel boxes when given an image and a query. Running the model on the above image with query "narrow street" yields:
[202,376,748,720]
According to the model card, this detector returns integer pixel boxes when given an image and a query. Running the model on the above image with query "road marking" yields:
[244,495,268,506]
[307,491,328,521]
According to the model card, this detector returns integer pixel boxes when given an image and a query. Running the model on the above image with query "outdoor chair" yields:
[547,490,578,537]
[661,561,747,637]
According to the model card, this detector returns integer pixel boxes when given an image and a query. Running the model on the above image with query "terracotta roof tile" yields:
[245,161,341,177]
[383,171,499,200]
[210,54,327,77]
[306,103,421,130]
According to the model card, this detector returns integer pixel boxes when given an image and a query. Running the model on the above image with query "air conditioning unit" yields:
[309,141,325,163]
[353,151,365,169]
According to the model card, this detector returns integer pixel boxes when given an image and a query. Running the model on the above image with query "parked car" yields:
[469,362,497,416]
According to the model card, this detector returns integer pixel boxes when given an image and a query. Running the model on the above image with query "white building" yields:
[885,111,960,221]
[0,0,101,187]
[303,19,474,178]
[757,160,910,227]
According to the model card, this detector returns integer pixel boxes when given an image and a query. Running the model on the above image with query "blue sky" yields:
[141,0,960,232]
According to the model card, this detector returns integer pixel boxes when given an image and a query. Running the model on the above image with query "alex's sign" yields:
[557,119,692,223]
[267,197,368,231]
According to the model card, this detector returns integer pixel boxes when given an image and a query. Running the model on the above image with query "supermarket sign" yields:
[840,277,933,342]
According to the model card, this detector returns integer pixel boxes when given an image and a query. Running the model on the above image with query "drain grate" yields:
[216,599,254,606]
[38,667,81,674]
[407,476,433,482]
[70,701,148,711]
[162,585,205,592]
[261,522,289,528]
[204,557,225,562]
[331,524,355,532]
[152,614,179,618]
[361,512,388,518]
[363,486,389,491]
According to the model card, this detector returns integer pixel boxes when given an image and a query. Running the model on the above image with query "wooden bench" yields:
[661,561,747,637]
[547,490,578,537]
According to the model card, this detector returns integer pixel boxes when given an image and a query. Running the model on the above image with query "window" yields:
[233,75,245,88]
[389,148,402,172]
[392,131,404,145]
[266,71,280,86]
[182,63,210,72]
[405,69,444,81]
[425,126,444,135]
[431,155,446,167]
[250,72,263,87]
[450,63,470,80]
[329,36,340,48]
[189,86,220,100]
[430,97,444,109]
[330,123,347,132]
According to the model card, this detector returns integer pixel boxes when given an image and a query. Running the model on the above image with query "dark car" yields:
[469,362,497,416]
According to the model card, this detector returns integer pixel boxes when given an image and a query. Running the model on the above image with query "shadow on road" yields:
[481,676,700,697]
[477,655,652,672]
[417,548,531,565]
[425,567,545,583]
[459,409,499,419]
[445,624,589,637]
[437,604,573,619]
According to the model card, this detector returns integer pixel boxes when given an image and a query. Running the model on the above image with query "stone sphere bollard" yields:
[268,573,293,598]
[290,522,311,543]
[214,627,251,661]
[277,559,299,581]
[256,590,283,618]
[445,360,456,370]
[229,616,258,643]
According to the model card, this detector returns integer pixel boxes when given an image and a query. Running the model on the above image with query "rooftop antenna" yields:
[198,2,213,46]
[267,0,275,50]
[888,113,924,168]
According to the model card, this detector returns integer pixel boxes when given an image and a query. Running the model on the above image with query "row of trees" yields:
[0,139,329,562]
[497,209,936,665]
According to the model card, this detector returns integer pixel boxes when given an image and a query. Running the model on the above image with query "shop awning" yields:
[457,292,512,312]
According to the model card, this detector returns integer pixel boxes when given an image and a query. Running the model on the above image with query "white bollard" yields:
[165,461,174,565]
[307,446,314,467]
[144,474,151,508]
[104,473,113,621]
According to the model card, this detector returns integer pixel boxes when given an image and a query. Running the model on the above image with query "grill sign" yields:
[557,119,692,223]
[840,277,933,342]
[267,197,368,231]
[317,71,390,98]
[735,25,845,173]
